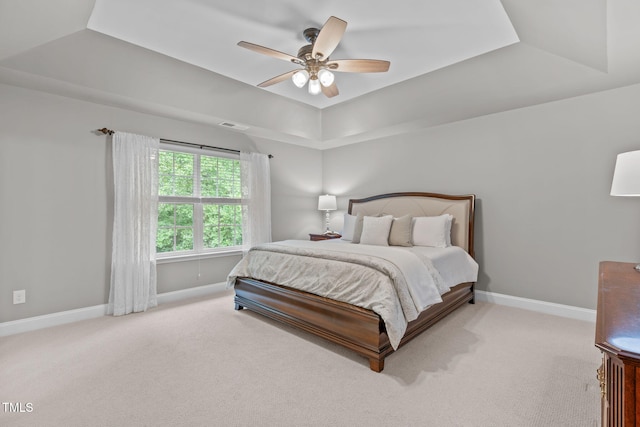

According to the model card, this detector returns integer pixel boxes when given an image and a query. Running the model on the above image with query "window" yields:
[156,144,242,257]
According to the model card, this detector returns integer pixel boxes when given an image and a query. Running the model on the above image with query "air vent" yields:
[218,121,249,131]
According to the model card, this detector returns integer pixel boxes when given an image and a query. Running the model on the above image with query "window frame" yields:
[156,142,243,260]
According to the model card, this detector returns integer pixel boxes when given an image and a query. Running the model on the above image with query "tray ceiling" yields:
[87,0,519,109]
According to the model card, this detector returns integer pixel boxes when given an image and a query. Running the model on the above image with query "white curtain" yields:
[108,131,159,316]
[240,152,272,255]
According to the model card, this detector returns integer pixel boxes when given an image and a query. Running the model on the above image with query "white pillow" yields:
[360,215,393,246]
[412,214,453,248]
[341,213,357,241]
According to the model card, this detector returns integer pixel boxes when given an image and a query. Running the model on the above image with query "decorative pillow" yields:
[387,214,413,247]
[412,214,453,248]
[360,215,393,246]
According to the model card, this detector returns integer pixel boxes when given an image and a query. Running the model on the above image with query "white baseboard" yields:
[0,304,110,338]
[475,290,596,322]
[1,285,595,338]
[0,282,228,337]
[156,282,227,305]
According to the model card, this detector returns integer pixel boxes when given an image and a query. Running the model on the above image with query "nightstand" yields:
[309,233,341,241]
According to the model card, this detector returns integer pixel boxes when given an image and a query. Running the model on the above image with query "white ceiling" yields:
[86,0,519,109]
[2,0,640,149]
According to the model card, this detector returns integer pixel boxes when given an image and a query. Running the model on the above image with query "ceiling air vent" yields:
[218,121,249,131]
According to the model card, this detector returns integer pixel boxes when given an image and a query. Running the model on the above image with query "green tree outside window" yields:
[156,149,242,254]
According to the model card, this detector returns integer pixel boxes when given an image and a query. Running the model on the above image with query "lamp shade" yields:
[318,194,337,211]
[611,150,640,196]
[318,69,335,87]
[308,78,321,95]
[291,70,309,88]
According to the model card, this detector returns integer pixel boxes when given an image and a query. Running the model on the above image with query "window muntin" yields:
[156,146,242,256]
[201,156,241,198]
[203,204,242,249]
[157,203,194,253]
[159,151,194,197]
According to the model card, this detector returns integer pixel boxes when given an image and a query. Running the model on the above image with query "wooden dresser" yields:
[596,261,640,426]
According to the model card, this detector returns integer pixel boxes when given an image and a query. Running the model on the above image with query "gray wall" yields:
[3,77,640,323]
[250,136,325,241]
[0,83,322,322]
[322,82,640,310]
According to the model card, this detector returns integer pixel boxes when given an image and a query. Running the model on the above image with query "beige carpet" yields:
[1,290,600,426]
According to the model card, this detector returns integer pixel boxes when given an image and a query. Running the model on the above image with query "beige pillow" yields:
[388,215,413,247]
[360,215,393,246]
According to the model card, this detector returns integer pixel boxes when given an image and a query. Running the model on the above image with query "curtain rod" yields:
[96,128,273,158]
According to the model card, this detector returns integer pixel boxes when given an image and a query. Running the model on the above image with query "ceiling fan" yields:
[238,16,390,98]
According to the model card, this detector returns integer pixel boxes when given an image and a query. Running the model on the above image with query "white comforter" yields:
[227,240,478,349]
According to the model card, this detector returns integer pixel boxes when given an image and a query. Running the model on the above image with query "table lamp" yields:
[318,194,337,234]
[611,150,640,270]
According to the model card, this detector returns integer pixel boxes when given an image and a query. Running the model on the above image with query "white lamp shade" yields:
[318,69,335,87]
[291,70,309,88]
[318,194,337,211]
[308,78,321,95]
[611,150,640,196]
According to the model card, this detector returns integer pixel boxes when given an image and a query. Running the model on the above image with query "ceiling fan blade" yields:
[321,82,339,98]
[312,16,347,60]
[238,41,301,64]
[327,59,390,73]
[257,69,299,88]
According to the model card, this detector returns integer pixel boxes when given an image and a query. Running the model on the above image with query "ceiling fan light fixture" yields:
[238,16,389,99]
[292,69,309,88]
[308,77,321,95]
[318,68,334,87]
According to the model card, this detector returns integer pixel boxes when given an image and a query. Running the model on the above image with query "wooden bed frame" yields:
[233,192,476,372]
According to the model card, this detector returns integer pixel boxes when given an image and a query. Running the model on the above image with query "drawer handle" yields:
[597,362,606,399]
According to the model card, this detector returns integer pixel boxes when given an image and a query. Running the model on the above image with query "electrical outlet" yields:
[13,290,26,305]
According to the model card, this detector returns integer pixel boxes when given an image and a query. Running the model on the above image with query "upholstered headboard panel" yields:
[348,192,475,257]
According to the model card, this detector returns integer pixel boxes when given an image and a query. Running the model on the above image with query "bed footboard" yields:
[234,277,474,372]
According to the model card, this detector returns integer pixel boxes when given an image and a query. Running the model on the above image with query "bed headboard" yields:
[348,192,476,258]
